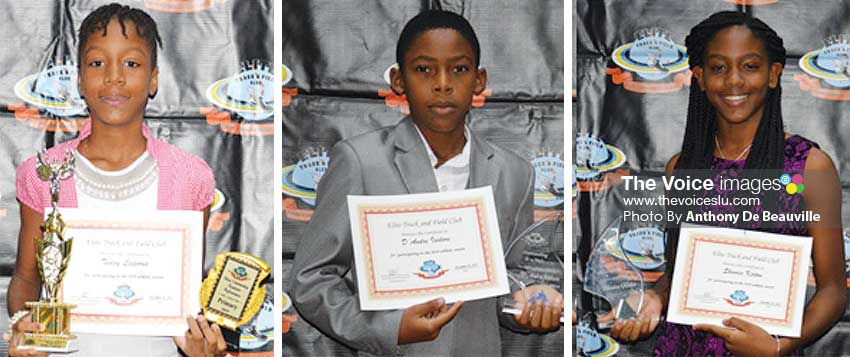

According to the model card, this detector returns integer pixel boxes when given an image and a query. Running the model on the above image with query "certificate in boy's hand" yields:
[347,186,509,310]
[56,208,204,336]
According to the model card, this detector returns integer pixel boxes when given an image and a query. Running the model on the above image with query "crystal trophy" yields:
[583,216,650,321]
[19,149,78,353]
[500,212,565,323]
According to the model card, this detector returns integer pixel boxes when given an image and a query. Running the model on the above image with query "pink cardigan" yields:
[16,121,215,214]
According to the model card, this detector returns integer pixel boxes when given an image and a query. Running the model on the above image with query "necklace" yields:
[715,135,752,161]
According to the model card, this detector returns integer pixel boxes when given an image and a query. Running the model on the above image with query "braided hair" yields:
[675,11,786,171]
[78,3,163,70]
[664,12,787,280]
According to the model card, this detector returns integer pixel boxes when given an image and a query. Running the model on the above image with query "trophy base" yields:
[19,333,79,353]
[22,301,78,352]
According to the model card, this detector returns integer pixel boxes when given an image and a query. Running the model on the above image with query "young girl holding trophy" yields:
[7,4,225,357]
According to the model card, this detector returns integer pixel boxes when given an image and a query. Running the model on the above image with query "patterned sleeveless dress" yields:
[654,135,817,356]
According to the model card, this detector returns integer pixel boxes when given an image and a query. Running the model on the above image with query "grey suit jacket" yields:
[290,117,534,357]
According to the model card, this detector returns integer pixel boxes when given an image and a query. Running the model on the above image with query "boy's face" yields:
[78,18,158,128]
[391,29,486,135]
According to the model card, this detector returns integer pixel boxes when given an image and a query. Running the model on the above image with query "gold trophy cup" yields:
[19,149,78,353]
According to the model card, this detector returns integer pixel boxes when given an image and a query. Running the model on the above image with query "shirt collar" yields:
[414,124,471,169]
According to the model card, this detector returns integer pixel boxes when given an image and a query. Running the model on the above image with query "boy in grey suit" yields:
[290,10,562,356]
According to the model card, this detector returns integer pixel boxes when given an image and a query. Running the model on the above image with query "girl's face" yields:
[693,25,783,126]
[78,18,158,128]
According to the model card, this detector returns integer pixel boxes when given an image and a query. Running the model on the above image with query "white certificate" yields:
[57,208,203,336]
[668,224,811,337]
[347,186,509,310]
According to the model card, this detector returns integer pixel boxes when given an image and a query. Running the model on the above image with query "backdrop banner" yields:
[574,1,850,356]
[282,1,565,356]
[0,1,273,355]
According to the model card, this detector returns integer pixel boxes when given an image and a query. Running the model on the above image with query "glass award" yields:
[583,216,653,320]
[500,212,565,323]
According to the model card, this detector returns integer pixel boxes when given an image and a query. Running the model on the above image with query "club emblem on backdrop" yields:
[796,35,850,100]
[203,60,274,136]
[608,28,691,93]
[531,152,564,208]
[281,147,329,207]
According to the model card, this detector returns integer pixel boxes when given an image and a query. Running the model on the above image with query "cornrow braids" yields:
[78,3,163,69]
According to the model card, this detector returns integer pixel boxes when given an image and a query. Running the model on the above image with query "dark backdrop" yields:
[0,1,273,354]
[574,1,850,356]
[281,1,565,356]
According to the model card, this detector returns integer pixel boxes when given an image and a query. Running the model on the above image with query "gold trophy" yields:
[199,252,270,331]
[19,149,78,353]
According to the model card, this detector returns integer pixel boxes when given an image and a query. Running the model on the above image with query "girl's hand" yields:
[5,313,49,357]
[173,315,227,357]
[602,289,663,343]
[695,317,779,357]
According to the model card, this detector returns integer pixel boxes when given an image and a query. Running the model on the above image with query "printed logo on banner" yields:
[795,35,850,100]
[575,133,629,192]
[378,63,492,113]
[608,28,691,94]
[530,150,566,222]
[207,188,231,232]
[281,147,329,222]
[723,0,778,5]
[203,59,274,136]
[11,61,89,132]
[143,0,226,13]
[282,64,298,107]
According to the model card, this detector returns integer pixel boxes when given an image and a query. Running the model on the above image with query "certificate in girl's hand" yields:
[347,186,509,310]
[56,208,203,336]
[668,224,812,337]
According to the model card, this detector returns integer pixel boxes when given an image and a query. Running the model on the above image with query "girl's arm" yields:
[778,147,847,354]
[7,204,44,315]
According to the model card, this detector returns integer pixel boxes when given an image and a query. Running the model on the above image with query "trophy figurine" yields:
[19,149,78,353]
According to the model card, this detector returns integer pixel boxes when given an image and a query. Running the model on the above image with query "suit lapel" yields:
[392,118,439,194]
[467,132,498,189]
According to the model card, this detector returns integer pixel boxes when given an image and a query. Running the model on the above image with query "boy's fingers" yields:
[411,298,445,315]
[515,302,530,325]
[530,301,544,328]
[432,300,464,328]
[540,303,553,329]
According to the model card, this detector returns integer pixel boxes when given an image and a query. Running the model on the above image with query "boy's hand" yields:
[173,315,227,357]
[397,298,464,345]
[5,313,49,357]
[512,285,563,332]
